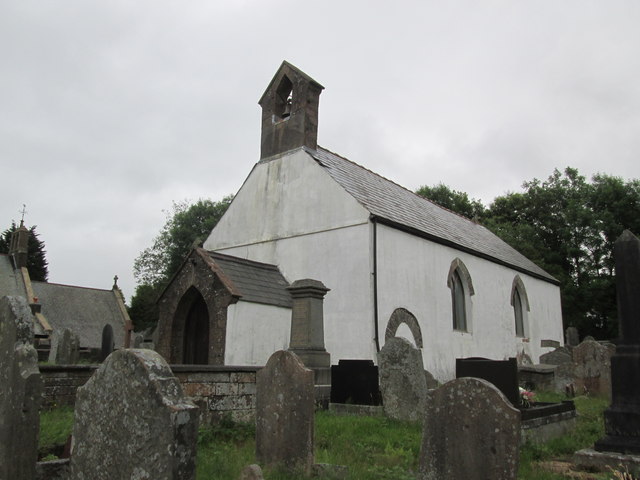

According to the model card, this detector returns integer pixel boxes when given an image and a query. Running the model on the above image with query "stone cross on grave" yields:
[594,230,640,454]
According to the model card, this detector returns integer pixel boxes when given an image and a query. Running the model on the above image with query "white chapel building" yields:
[157,61,564,382]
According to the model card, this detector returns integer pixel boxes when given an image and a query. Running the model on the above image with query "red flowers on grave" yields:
[519,387,535,408]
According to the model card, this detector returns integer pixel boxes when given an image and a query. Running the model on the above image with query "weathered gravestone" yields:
[571,339,613,399]
[594,230,640,454]
[239,464,264,480]
[539,346,572,366]
[69,349,199,480]
[418,377,520,480]
[256,350,315,474]
[566,326,580,347]
[378,336,427,423]
[48,327,80,364]
[0,296,43,480]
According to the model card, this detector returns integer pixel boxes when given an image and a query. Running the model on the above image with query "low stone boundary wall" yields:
[40,363,260,426]
[40,365,98,408]
[171,365,259,425]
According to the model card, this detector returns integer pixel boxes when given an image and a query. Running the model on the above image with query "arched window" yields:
[451,270,467,331]
[511,275,530,338]
[513,289,524,336]
[447,258,474,332]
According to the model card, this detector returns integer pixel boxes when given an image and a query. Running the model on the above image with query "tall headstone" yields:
[378,336,427,423]
[100,323,114,361]
[418,377,520,480]
[595,230,640,454]
[256,350,315,474]
[572,339,613,398]
[69,349,199,480]
[287,279,330,369]
[0,296,42,480]
[48,327,80,365]
[566,326,580,347]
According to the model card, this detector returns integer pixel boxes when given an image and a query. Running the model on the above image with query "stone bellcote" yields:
[9,221,29,270]
[259,61,324,160]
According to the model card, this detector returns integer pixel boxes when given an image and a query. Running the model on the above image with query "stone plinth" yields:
[287,279,330,369]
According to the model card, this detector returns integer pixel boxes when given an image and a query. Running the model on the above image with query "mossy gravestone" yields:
[69,349,199,480]
[0,296,42,480]
[378,336,427,423]
[256,350,315,475]
[48,327,80,364]
[418,377,520,480]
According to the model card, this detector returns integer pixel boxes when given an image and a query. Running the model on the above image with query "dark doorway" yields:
[183,295,209,364]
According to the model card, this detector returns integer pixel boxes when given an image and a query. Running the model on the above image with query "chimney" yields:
[9,221,29,270]
[258,61,324,160]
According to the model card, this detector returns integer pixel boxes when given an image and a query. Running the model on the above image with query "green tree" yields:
[0,222,49,281]
[485,168,640,340]
[130,195,233,331]
[128,283,162,333]
[416,183,486,220]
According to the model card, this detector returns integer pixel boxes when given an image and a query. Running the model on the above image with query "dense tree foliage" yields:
[0,222,49,281]
[416,183,485,220]
[128,283,162,333]
[417,169,640,340]
[130,196,233,331]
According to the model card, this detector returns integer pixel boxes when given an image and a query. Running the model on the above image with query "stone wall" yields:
[172,365,258,425]
[40,365,97,408]
[40,363,259,425]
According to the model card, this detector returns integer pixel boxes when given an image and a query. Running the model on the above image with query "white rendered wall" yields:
[375,224,564,381]
[213,224,375,364]
[204,148,563,376]
[224,301,291,366]
[205,149,370,249]
[205,149,376,364]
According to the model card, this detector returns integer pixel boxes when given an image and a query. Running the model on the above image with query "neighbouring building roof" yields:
[0,254,26,298]
[308,146,557,283]
[206,251,292,308]
[31,281,127,349]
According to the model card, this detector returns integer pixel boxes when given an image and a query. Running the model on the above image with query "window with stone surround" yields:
[511,275,530,338]
[447,258,474,332]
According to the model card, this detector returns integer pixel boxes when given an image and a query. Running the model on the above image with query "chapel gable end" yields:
[258,61,324,160]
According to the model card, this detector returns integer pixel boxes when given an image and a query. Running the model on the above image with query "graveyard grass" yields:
[39,405,74,460]
[40,393,618,479]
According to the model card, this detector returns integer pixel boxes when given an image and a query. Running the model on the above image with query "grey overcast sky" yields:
[2,1,639,302]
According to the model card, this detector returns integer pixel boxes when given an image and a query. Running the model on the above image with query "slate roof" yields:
[31,281,127,349]
[308,147,557,283]
[206,251,292,308]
